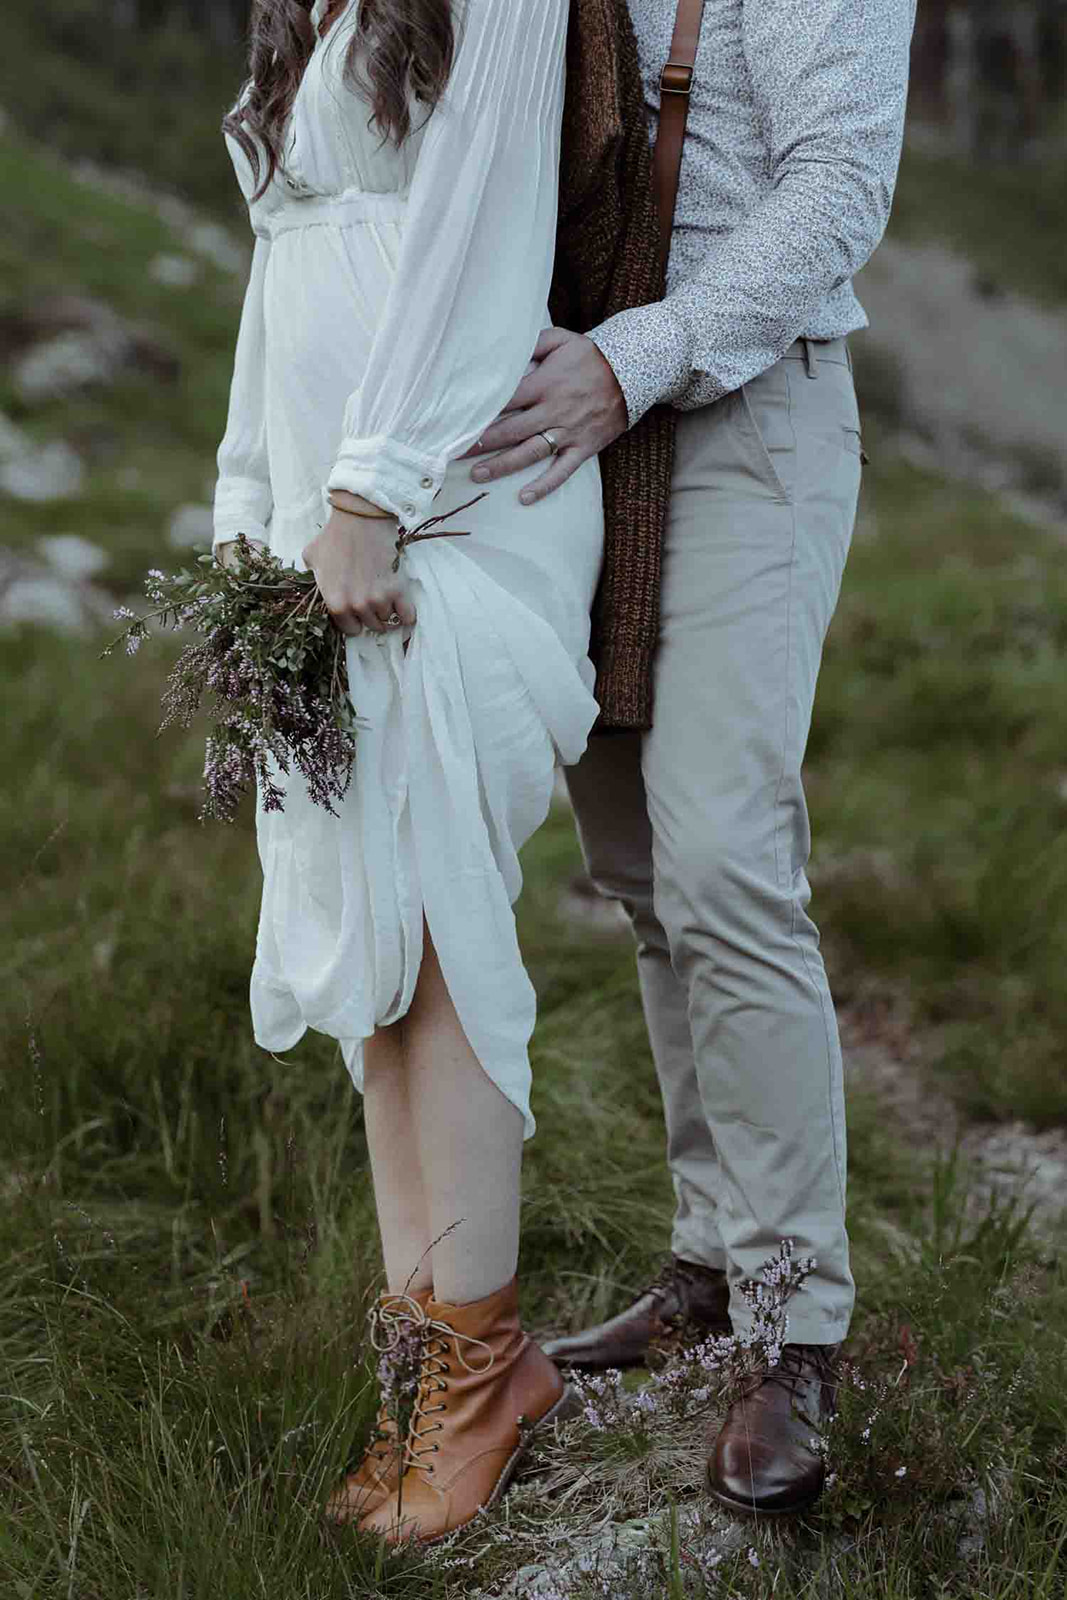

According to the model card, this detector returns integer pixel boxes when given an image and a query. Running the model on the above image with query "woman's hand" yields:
[216,536,267,572]
[301,508,417,635]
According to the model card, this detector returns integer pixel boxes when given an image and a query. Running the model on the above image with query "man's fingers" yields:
[471,435,554,485]
[517,447,585,506]
[472,408,555,462]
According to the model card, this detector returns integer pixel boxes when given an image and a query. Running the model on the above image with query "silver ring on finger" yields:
[386,611,403,628]
[537,428,560,456]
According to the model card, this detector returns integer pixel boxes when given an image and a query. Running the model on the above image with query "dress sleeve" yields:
[212,233,274,556]
[325,0,569,525]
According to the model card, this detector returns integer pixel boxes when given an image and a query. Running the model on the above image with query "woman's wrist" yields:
[326,488,394,519]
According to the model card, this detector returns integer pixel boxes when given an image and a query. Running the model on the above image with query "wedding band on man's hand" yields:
[386,612,403,628]
[537,429,560,455]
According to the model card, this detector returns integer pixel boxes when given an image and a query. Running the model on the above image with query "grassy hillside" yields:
[0,131,248,590]
[0,1,246,218]
[3,122,1067,1598]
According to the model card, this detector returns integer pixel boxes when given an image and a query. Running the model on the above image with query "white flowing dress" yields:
[212,0,604,1139]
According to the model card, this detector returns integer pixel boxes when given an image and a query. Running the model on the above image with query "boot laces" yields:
[372,1297,496,1482]
[642,1259,690,1315]
[748,1342,837,1403]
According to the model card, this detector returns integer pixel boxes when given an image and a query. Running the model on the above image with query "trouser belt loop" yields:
[802,336,819,379]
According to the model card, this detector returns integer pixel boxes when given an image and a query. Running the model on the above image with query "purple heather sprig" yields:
[101,533,362,823]
[569,1238,817,1435]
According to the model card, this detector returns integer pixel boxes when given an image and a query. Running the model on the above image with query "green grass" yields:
[3,120,1067,1597]
[809,437,1067,1125]
[0,0,247,220]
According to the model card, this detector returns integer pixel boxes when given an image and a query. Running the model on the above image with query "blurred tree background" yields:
[3,0,1066,214]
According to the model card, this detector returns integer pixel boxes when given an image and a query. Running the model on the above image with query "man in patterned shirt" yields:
[467,0,917,1516]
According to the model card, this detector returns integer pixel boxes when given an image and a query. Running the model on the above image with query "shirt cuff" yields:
[587,303,694,429]
[213,474,273,554]
[326,435,449,526]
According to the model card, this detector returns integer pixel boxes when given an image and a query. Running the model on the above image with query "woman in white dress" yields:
[212,0,603,1544]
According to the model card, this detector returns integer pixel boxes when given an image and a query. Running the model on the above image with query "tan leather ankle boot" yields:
[324,1284,433,1523]
[358,1276,576,1543]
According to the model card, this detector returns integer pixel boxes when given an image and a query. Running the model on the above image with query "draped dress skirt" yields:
[213,0,604,1139]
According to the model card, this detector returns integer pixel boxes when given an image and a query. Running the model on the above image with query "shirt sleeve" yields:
[325,0,569,525]
[212,233,274,555]
[588,0,917,429]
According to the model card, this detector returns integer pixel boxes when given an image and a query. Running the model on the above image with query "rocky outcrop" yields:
[0,412,84,501]
[0,295,180,405]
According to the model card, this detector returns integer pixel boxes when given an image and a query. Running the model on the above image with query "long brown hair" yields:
[223,0,456,201]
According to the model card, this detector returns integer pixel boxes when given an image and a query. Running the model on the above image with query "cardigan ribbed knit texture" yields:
[549,0,676,730]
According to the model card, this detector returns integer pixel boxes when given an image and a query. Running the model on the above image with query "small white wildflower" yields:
[747,1547,760,1568]
[895,1465,907,1478]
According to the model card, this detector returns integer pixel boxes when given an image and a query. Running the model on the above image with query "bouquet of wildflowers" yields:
[103,497,484,824]
[103,533,359,822]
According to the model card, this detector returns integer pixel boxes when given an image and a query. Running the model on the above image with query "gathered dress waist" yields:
[261,184,409,240]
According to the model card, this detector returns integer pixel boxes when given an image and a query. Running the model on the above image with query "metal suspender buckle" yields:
[660,62,694,96]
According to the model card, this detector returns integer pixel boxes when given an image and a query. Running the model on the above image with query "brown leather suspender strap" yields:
[651,0,706,281]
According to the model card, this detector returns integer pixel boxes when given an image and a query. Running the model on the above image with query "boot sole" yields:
[706,1476,824,1520]
[545,1321,734,1375]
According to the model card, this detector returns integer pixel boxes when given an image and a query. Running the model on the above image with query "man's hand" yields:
[465,327,628,505]
[301,510,416,635]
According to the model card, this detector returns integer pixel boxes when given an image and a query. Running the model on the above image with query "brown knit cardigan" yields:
[549,0,677,730]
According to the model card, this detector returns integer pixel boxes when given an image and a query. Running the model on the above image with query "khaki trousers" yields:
[565,337,861,1343]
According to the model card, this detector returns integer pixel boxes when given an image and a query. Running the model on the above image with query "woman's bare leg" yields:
[362,1023,434,1295]
[400,923,524,1305]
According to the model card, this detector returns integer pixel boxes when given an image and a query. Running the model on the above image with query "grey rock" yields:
[37,533,109,580]
[0,547,115,633]
[168,503,215,549]
[0,574,88,629]
[8,296,180,404]
[148,253,199,289]
[186,221,246,276]
[0,440,84,501]
[473,1505,747,1599]
[0,412,32,461]
[854,238,1067,506]
[14,331,118,402]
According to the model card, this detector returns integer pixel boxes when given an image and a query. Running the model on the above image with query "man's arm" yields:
[470,0,916,501]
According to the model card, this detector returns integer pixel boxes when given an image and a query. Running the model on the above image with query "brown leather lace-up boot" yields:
[358,1276,577,1543]
[707,1341,841,1516]
[324,1285,433,1523]
[542,1256,732,1372]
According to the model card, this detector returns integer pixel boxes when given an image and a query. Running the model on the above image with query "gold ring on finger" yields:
[537,429,560,456]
